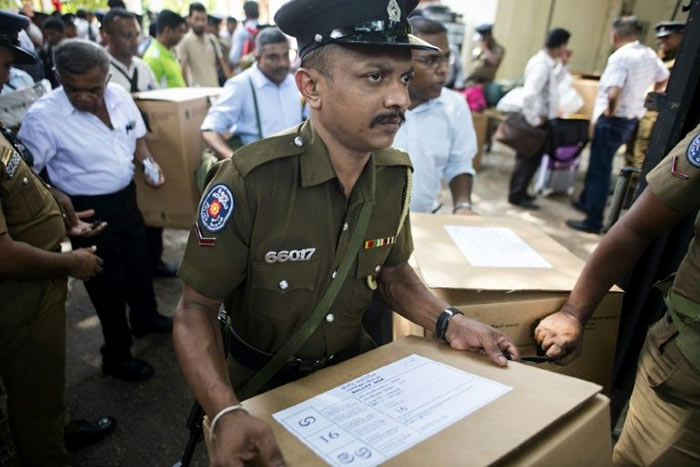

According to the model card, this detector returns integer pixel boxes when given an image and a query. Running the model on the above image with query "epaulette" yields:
[375,147,413,169]
[0,133,15,170]
[232,130,305,178]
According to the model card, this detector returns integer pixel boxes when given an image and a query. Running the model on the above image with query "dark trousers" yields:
[146,226,164,269]
[578,116,638,230]
[70,183,158,361]
[509,149,545,202]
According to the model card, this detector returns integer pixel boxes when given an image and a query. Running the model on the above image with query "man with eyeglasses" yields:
[201,26,306,159]
[394,15,477,216]
[18,39,173,383]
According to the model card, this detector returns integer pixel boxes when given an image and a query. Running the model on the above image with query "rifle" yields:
[173,310,229,467]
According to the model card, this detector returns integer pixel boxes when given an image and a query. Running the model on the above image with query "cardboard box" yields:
[243,336,612,467]
[471,111,489,171]
[395,213,623,393]
[133,88,221,229]
[572,78,600,121]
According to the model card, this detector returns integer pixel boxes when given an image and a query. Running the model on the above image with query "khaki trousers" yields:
[613,314,700,466]
[0,278,69,467]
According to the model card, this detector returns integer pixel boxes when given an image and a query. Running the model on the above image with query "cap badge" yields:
[387,0,401,23]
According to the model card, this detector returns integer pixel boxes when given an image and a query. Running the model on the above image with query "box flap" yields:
[133,87,221,102]
[411,213,590,292]
[244,336,601,466]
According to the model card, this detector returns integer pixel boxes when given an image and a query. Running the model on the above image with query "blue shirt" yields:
[19,83,147,196]
[393,88,477,213]
[200,64,306,146]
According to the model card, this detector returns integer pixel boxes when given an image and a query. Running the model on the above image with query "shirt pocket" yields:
[249,260,319,324]
[349,248,388,316]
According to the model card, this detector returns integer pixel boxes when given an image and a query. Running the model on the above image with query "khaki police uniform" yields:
[613,123,700,466]
[0,130,69,466]
[179,119,413,391]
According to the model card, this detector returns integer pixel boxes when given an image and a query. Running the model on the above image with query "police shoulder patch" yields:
[199,184,235,232]
[686,133,700,168]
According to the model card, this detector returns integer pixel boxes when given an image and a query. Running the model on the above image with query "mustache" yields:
[370,111,406,128]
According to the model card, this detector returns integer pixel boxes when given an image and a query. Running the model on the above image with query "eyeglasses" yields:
[413,52,451,69]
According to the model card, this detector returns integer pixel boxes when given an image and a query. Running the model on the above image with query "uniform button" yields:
[325,313,335,323]
[331,271,337,279]
[294,136,304,147]
[342,222,349,232]
[22,177,29,185]
[279,280,289,290]
[374,265,381,274]
[315,34,323,42]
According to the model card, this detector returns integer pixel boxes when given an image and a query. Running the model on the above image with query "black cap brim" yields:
[2,42,38,65]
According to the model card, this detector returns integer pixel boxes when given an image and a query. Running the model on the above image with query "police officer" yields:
[534,124,700,464]
[173,1,519,465]
[0,12,113,466]
[625,20,685,199]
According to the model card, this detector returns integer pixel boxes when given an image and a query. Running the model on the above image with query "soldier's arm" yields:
[378,262,518,366]
[534,188,687,363]
[0,232,102,281]
[173,284,285,466]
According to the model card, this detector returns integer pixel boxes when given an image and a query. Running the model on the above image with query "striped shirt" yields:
[593,41,669,122]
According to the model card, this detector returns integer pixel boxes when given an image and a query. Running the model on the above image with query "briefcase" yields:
[495,113,547,158]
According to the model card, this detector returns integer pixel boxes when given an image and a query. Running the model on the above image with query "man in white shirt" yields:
[201,27,306,159]
[508,28,571,209]
[367,16,477,346]
[568,16,669,233]
[19,39,171,382]
[394,16,477,215]
[104,8,179,279]
[103,9,158,93]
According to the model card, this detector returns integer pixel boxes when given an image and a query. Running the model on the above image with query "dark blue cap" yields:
[274,0,438,58]
[655,21,685,38]
[0,11,38,64]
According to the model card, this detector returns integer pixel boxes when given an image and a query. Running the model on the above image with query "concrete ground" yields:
[65,143,623,466]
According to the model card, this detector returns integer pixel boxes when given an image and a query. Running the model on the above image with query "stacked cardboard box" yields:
[133,88,221,229]
[572,77,600,121]
[394,213,623,393]
[243,336,613,466]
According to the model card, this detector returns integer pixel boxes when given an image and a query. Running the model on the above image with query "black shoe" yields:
[153,261,177,278]
[509,198,540,210]
[102,356,154,382]
[131,313,173,338]
[64,417,116,453]
[565,219,601,234]
[571,199,587,213]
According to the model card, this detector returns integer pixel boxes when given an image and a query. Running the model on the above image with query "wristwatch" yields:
[453,201,472,213]
[435,307,463,343]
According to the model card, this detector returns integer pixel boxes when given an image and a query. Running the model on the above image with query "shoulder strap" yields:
[237,200,375,400]
[110,60,139,93]
[247,77,263,140]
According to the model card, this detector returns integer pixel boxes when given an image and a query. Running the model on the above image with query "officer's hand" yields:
[445,314,519,367]
[211,411,286,467]
[67,210,108,238]
[533,310,583,365]
[68,246,104,280]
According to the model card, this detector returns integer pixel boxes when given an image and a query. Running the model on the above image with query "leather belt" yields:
[227,325,356,377]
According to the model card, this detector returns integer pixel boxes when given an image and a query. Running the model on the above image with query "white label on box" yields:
[444,226,553,268]
[272,354,511,466]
